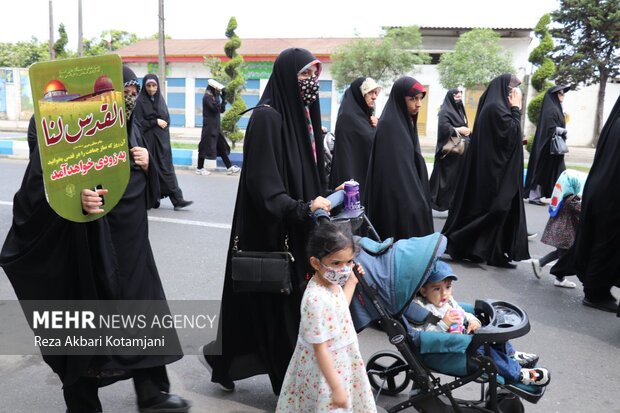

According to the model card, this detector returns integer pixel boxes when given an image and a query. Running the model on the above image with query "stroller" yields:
[318,192,547,412]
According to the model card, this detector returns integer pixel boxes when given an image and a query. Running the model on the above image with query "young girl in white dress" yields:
[276,221,376,412]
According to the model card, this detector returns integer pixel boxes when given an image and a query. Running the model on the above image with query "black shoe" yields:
[582,297,619,313]
[138,394,191,413]
[173,200,193,211]
[528,199,545,206]
[198,346,235,392]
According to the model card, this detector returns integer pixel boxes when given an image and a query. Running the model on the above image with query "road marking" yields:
[148,216,231,229]
[0,201,231,229]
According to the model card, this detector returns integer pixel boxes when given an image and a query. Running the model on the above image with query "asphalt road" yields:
[0,158,618,413]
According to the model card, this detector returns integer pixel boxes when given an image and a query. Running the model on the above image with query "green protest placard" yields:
[29,55,129,222]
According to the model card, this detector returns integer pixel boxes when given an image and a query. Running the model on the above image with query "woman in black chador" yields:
[132,73,192,210]
[200,48,332,395]
[196,80,240,175]
[429,88,471,211]
[573,95,620,314]
[363,76,433,241]
[524,85,570,205]
[0,66,189,412]
[329,77,380,192]
[442,74,529,269]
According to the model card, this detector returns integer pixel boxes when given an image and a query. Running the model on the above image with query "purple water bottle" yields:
[344,179,361,211]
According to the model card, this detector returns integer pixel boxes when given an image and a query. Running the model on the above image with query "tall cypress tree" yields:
[527,14,555,128]
[220,17,246,148]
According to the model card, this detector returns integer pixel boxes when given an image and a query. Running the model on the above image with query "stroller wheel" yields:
[366,350,411,396]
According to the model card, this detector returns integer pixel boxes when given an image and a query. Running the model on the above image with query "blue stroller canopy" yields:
[351,232,447,331]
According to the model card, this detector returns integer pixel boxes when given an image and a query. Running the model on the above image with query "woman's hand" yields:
[157,118,168,129]
[508,87,522,110]
[466,319,482,333]
[330,385,349,409]
[370,115,379,128]
[131,146,149,172]
[310,196,332,213]
[456,126,470,136]
[81,188,108,214]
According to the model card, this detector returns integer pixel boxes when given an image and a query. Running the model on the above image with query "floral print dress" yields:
[276,278,376,412]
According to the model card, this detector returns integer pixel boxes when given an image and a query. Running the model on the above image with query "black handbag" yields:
[230,231,294,295]
[550,127,569,155]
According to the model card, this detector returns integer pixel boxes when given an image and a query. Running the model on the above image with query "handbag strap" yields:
[231,187,289,253]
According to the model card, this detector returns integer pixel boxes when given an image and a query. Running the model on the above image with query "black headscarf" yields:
[135,74,169,126]
[573,94,620,298]
[442,73,529,264]
[364,76,433,240]
[524,86,568,196]
[329,77,376,190]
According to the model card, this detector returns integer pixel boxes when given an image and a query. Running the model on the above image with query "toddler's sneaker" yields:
[196,168,211,175]
[520,368,550,386]
[227,165,241,175]
[513,351,539,368]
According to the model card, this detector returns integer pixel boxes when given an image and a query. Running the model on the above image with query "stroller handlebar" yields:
[313,190,345,221]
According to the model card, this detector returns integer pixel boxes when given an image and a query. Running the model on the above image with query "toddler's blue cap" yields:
[426,260,458,284]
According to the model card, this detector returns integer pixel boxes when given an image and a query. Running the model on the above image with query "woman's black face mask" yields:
[298,75,319,106]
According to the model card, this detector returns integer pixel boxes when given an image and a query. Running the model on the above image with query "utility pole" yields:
[77,0,83,56]
[158,0,166,97]
[49,0,55,60]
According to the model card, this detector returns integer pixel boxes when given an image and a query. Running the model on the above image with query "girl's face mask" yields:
[319,261,352,286]
[298,75,319,106]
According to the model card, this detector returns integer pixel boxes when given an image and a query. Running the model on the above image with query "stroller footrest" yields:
[502,382,546,404]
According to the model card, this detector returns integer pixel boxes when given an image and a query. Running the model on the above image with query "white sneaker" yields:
[227,165,241,175]
[195,168,211,175]
[531,259,542,279]
[554,278,577,288]
[520,368,550,386]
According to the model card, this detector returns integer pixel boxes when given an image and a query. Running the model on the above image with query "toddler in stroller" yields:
[346,231,550,412]
[413,260,549,387]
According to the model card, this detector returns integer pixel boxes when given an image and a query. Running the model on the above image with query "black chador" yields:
[524,85,569,199]
[132,74,187,206]
[202,48,327,395]
[442,74,529,267]
[363,76,433,241]
[429,89,469,211]
[329,77,376,191]
[573,95,620,314]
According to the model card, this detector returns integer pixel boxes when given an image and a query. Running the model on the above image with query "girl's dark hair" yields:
[307,221,355,261]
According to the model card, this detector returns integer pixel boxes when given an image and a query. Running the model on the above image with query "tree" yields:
[0,38,48,67]
[83,30,139,56]
[204,17,246,148]
[330,26,430,88]
[53,23,71,59]
[527,14,556,129]
[437,29,515,89]
[551,0,620,146]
